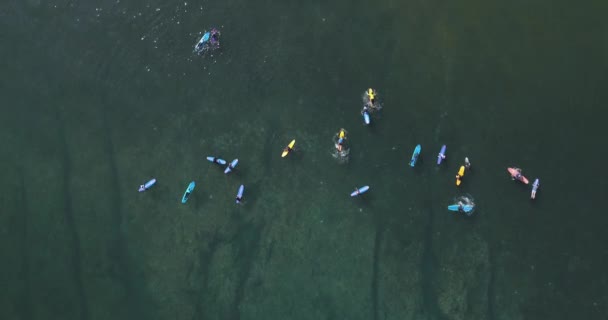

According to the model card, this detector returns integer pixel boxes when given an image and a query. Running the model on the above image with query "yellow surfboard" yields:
[281,139,295,158]
[456,166,465,186]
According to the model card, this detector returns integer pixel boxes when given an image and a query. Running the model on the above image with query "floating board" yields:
[456,166,465,186]
[236,184,244,204]
[181,181,196,204]
[282,140,296,157]
[447,204,474,213]
[224,159,239,174]
[350,185,370,197]
[437,145,446,165]
[363,111,370,125]
[409,144,421,167]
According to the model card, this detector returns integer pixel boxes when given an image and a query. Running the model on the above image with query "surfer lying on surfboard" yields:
[456,165,465,186]
[508,167,529,184]
[283,144,294,154]
[235,185,244,204]
[138,178,156,192]
[531,178,540,199]
[448,196,475,216]
[207,156,227,166]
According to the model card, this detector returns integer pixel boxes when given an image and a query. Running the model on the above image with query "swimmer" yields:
[464,157,471,169]
[337,128,347,143]
[335,128,348,150]
[365,88,376,107]
[366,89,383,112]
[210,28,220,46]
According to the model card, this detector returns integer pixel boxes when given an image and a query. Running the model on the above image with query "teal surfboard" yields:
[409,144,421,167]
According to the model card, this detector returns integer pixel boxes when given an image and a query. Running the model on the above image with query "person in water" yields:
[210,29,220,45]
[464,157,471,169]
[512,167,522,180]
[336,129,347,152]
[457,201,465,212]
[365,88,376,108]
[337,128,347,142]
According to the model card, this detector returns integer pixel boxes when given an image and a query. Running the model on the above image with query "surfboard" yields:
[409,144,421,167]
[181,181,196,204]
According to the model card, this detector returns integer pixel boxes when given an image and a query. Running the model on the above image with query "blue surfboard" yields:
[409,144,421,167]
[181,181,196,204]
[447,204,474,212]
[363,111,370,125]
[194,32,211,53]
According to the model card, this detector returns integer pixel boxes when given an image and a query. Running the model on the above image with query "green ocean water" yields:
[1,0,607,319]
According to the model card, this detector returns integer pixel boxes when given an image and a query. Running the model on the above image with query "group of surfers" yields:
[330,88,382,155]
[508,167,541,199]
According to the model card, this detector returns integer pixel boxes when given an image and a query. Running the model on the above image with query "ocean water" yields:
[1,0,607,319]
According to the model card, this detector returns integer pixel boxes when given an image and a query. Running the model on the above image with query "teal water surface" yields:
[1,0,607,319]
